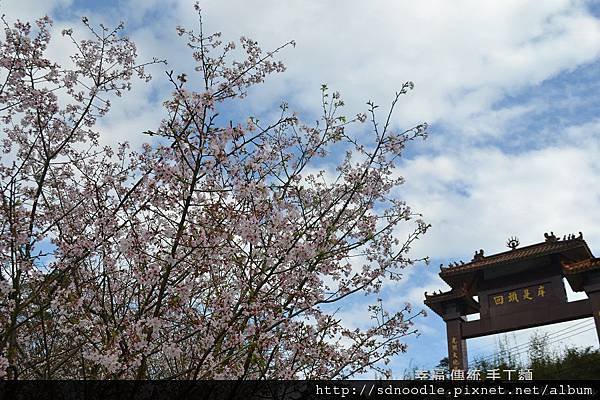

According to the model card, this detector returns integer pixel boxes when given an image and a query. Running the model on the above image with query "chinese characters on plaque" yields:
[450,336,461,370]
[490,284,546,307]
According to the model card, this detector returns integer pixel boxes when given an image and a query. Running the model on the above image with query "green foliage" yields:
[530,346,600,379]
[469,334,522,378]
[471,331,600,380]
[436,357,448,371]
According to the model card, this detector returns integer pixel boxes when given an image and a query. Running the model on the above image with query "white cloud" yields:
[4,1,600,138]
[168,0,600,127]
[0,0,73,21]
[401,143,600,259]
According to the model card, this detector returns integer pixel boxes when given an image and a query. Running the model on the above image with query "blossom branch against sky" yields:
[2,0,600,376]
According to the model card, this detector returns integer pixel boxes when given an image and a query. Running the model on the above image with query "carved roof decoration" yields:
[472,249,484,261]
[506,236,520,250]
[424,286,469,303]
[439,232,590,278]
[544,231,559,242]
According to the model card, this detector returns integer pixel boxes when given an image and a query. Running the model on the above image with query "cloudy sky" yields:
[4,0,600,377]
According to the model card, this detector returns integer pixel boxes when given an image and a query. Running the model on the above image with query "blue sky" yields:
[4,0,600,377]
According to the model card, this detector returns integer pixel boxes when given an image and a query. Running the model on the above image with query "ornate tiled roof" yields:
[562,257,600,292]
[424,286,469,304]
[563,258,600,275]
[440,232,591,278]
[424,283,480,317]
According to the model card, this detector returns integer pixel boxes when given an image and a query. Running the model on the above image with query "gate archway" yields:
[424,232,600,371]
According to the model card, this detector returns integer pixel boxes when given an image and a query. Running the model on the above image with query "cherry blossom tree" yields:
[0,5,430,380]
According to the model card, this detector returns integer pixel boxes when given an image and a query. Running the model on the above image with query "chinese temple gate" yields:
[424,232,600,371]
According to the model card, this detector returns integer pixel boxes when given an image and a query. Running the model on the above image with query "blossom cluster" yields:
[0,6,429,379]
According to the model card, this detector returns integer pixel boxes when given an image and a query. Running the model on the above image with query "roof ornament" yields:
[565,232,584,240]
[544,232,558,242]
[506,236,520,250]
[472,249,484,261]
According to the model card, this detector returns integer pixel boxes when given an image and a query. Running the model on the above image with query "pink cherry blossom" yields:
[0,6,429,380]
